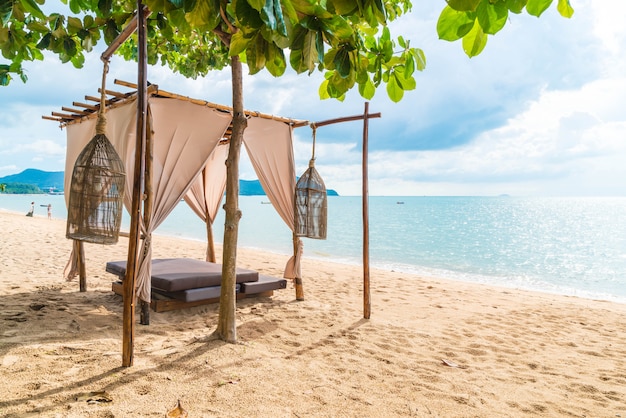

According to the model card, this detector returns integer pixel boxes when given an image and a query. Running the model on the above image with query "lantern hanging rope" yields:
[295,125,327,239]
[66,59,126,245]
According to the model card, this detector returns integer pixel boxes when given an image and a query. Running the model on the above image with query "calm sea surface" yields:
[2,194,626,303]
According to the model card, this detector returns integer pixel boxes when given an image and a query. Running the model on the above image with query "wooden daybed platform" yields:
[107,258,287,312]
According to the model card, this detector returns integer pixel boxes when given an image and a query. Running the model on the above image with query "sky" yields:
[2,0,626,196]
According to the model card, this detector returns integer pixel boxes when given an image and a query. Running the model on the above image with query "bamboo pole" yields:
[76,240,87,292]
[206,217,216,263]
[140,108,154,325]
[122,1,148,367]
[293,234,304,300]
[100,8,151,62]
[313,112,381,128]
[308,106,379,318]
[362,103,371,319]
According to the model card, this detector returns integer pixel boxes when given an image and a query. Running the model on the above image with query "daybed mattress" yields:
[106,258,259,291]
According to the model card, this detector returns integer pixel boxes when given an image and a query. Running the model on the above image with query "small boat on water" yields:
[396,201,404,205]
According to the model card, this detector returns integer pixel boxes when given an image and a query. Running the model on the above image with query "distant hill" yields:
[0,169,64,193]
[0,169,339,196]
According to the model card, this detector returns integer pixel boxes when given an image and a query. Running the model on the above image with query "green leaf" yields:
[327,0,357,15]
[557,0,573,18]
[0,64,10,86]
[273,0,287,36]
[411,48,426,71]
[260,0,276,30]
[70,51,84,68]
[36,32,51,49]
[1,0,13,26]
[526,0,552,17]
[393,67,415,90]
[446,0,481,12]
[20,0,46,19]
[333,45,351,78]
[98,0,112,17]
[505,0,527,14]
[67,16,83,34]
[319,78,330,99]
[476,0,508,35]
[265,41,285,76]
[247,0,264,12]
[319,15,353,39]
[462,20,487,57]
[186,0,220,29]
[437,6,475,41]
[280,0,298,23]
[386,73,403,102]
[358,76,375,100]
[229,30,252,56]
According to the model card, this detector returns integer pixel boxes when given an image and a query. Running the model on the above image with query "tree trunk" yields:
[215,55,246,343]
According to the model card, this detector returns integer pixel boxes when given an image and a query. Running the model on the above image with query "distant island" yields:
[0,169,339,196]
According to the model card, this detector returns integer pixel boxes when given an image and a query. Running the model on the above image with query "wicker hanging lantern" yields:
[66,60,125,244]
[295,126,327,239]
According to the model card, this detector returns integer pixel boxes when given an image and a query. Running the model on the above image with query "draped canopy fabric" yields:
[65,97,302,302]
[242,117,302,279]
[184,143,229,225]
[65,95,302,302]
[65,97,232,301]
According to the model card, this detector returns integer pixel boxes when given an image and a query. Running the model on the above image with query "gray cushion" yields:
[240,275,287,294]
[106,258,258,291]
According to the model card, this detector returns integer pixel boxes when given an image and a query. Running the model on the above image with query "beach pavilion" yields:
[44,7,379,366]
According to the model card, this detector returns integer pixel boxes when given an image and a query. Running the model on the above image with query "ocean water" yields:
[2,194,626,303]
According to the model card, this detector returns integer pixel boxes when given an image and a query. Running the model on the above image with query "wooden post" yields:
[362,103,371,319]
[76,240,86,292]
[140,108,154,326]
[206,216,216,263]
[311,106,379,318]
[293,234,304,300]
[122,1,148,367]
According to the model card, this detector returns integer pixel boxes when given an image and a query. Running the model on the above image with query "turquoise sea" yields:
[2,194,626,303]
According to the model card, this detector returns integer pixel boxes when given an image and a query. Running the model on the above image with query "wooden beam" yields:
[312,112,381,128]
[73,101,98,110]
[114,78,309,127]
[101,8,152,62]
[42,115,63,122]
[99,88,131,98]
[62,106,91,116]
[51,111,78,119]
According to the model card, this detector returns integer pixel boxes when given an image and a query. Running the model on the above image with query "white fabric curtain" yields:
[134,97,232,302]
[242,117,301,279]
[184,142,229,260]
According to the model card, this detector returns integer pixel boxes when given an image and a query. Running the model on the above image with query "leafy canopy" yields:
[438,0,574,57]
[1,0,572,101]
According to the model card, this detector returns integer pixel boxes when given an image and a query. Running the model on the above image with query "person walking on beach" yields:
[26,201,34,217]
[47,204,52,219]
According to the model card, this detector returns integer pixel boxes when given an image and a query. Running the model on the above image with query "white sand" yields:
[1,211,626,417]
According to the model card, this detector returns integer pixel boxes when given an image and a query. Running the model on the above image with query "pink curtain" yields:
[184,142,229,260]
[242,117,301,279]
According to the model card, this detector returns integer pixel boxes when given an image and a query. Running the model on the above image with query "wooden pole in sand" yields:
[122,1,148,367]
[311,105,377,318]
[76,240,87,292]
[362,103,371,319]
[140,111,153,325]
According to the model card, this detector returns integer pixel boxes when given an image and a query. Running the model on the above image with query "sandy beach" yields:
[1,210,626,417]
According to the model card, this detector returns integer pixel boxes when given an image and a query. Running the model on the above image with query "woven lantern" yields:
[295,126,327,239]
[66,60,125,244]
